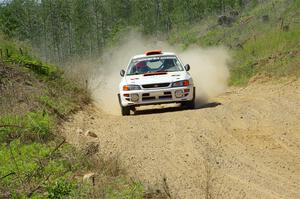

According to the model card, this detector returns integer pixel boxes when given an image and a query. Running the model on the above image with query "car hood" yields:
[124,71,190,85]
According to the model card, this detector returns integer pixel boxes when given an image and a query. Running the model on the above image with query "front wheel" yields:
[121,106,130,116]
[182,87,196,109]
[118,93,131,116]
[182,99,195,109]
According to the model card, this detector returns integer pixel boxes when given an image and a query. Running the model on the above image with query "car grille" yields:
[142,83,170,89]
[142,92,172,101]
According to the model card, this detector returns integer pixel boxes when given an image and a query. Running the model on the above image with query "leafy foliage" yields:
[0,0,249,63]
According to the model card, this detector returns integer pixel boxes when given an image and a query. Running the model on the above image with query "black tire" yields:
[121,106,130,116]
[184,99,195,109]
[118,94,131,116]
[182,87,196,109]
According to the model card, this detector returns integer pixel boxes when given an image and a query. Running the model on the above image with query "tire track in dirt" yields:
[63,79,300,199]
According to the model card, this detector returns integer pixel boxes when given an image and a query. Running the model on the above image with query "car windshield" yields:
[127,56,184,75]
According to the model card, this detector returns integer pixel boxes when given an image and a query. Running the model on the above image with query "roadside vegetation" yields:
[0,37,165,198]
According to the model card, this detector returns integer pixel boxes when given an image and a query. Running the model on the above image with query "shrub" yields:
[46,179,75,199]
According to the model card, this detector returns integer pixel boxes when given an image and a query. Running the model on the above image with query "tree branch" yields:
[0,172,16,181]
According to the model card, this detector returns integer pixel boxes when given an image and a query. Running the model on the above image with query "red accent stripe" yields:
[143,72,167,76]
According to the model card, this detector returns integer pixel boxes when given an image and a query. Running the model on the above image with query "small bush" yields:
[46,179,75,199]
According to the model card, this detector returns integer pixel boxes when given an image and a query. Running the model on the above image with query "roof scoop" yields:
[145,50,162,56]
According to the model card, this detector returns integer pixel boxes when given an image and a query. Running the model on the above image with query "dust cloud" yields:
[179,47,231,104]
[82,32,230,115]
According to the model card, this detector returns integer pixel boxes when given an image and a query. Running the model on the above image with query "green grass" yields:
[0,139,79,198]
[0,107,147,198]
[0,110,84,198]
[106,179,145,199]
[231,26,300,85]
[0,112,54,143]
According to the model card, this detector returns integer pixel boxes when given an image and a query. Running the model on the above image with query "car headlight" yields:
[123,85,141,91]
[172,80,189,87]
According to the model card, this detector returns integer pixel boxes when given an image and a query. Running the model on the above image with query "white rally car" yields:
[118,50,195,116]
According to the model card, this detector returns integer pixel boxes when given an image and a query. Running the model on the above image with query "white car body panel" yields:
[118,51,195,107]
[124,71,190,85]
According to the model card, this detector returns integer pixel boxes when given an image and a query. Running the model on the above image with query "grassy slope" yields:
[168,0,300,85]
[0,36,161,198]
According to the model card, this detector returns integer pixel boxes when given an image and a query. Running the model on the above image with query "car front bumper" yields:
[119,86,195,107]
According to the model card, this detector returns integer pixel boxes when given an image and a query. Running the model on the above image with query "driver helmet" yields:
[135,61,148,73]
[164,59,175,69]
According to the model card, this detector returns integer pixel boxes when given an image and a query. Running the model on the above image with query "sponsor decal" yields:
[132,56,177,63]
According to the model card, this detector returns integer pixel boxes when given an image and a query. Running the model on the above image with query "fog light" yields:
[175,90,184,98]
[131,94,139,102]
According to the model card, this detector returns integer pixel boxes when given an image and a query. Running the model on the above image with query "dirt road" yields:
[63,78,300,199]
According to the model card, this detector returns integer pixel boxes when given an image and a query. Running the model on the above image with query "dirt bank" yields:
[63,78,300,199]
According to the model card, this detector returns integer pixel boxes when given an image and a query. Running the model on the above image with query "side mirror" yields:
[120,69,125,77]
[184,64,190,71]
